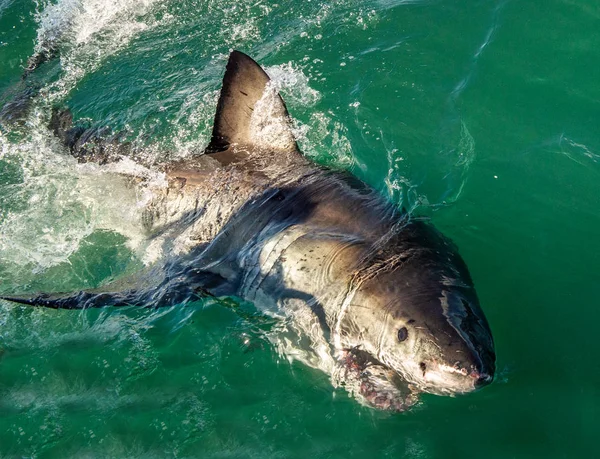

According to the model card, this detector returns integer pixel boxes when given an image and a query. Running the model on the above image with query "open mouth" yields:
[335,348,419,411]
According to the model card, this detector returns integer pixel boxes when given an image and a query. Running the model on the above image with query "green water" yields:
[0,0,598,457]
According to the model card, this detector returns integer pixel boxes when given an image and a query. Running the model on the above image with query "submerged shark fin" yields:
[205,50,300,157]
[0,261,239,310]
[0,285,206,310]
[0,290,142,309]
[0,266,188,309]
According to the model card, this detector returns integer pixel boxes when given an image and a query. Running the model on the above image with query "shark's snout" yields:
[473,370,493,388]
[418,350,494,394]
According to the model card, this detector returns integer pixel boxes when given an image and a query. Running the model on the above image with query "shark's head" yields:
[339,221,495,397]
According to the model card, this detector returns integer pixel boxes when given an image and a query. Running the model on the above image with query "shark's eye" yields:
[397,327,408,342]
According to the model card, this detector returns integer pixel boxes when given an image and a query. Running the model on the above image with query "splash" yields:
[0,0,177,284]
[169,89,221,159]
[265,63,321,108]
[33,0,164,103]
[265,63,354,168]
[0,123,164,286]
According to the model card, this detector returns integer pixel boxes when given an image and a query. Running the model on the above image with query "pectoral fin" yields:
[0,258,241,310]
[0,290,140,309]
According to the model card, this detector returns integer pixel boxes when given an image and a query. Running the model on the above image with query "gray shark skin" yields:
[1,51,495,411]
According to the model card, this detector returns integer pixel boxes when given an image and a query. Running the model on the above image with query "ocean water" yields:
[0,0,598,457]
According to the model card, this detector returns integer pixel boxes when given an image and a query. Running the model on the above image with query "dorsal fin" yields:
[205,50,300,156]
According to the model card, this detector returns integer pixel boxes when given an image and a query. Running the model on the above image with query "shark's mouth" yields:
[334,348,419,411]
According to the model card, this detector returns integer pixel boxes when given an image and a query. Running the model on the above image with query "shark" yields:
[1,50,495,411]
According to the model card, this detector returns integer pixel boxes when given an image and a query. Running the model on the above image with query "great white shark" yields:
[1,50,495,411]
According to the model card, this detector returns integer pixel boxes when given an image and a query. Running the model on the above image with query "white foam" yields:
[0,0,182,283]
[265,63,321,107]
[33,0,163,103]
[0,124,158,282]
[249,82,298,152]
[170,89,221,158]
[263,63,354,168]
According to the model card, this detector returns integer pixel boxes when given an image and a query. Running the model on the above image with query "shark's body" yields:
[1,51,495,410]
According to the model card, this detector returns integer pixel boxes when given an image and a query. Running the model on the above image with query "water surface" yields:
[0,0,598,457]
